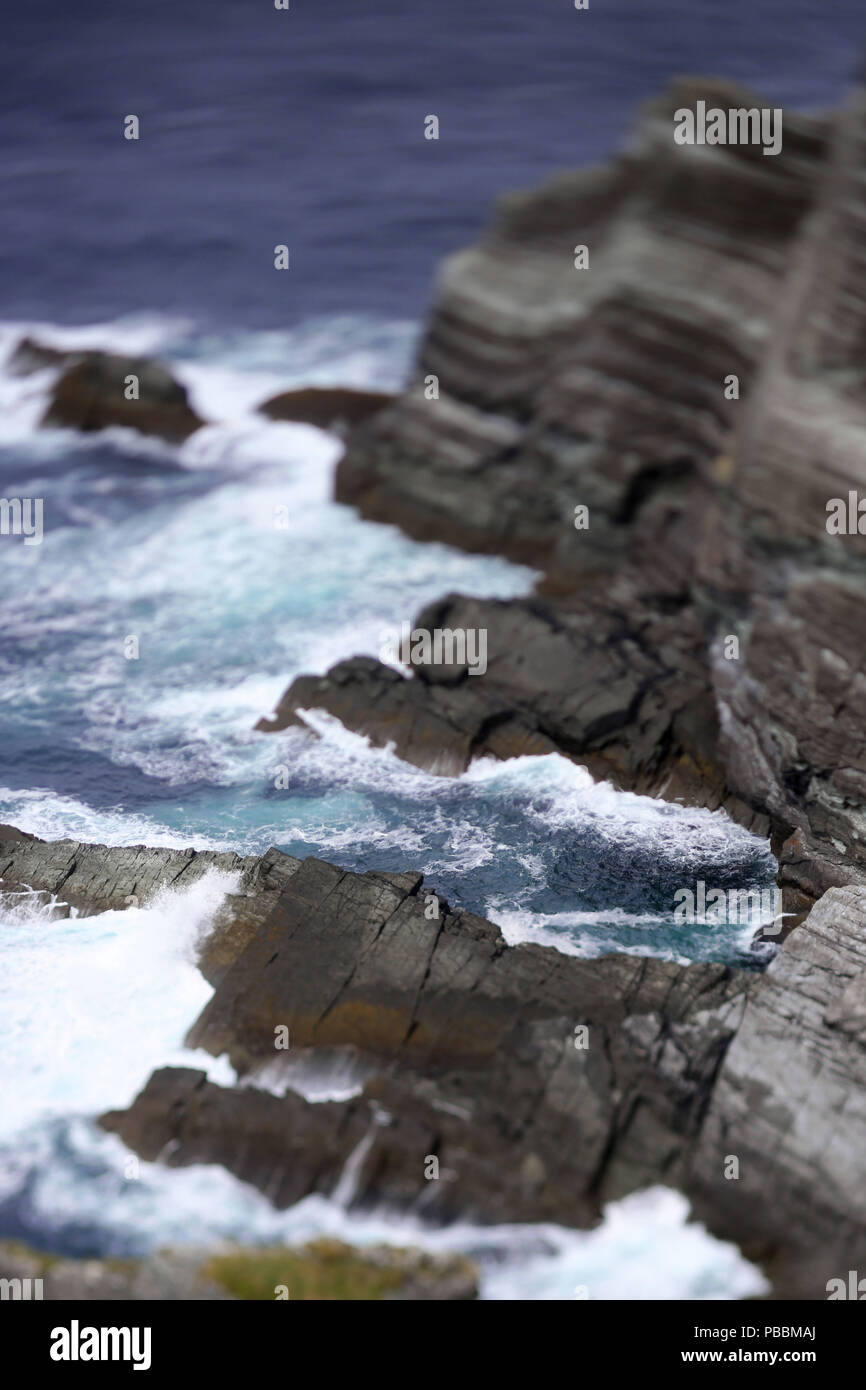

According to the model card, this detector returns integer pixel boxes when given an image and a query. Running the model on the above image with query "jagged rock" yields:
[258,591,763,832]
[336,79,826,580]
[182,854,737,1073]
[686,885,866,1299]
[10,74,866,1303]
[5,336,72,375]
[258,76,866,916]
[105,849,745,1229]
[0,829,301,985]
[0,829,250,915]
[0,1238,477,1301]
[40,350,204,441]
[258,386,394,434]
[689,83,866,907]
[255,649,560,775]
[2,827,861,1294]
[0,823,39,842]
[93,837,866,1295]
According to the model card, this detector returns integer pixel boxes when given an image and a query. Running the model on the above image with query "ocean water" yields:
[0,313,773,1299]
[0,313,776,965]
[0,870,766,1300]
[2,0,861,1297]
[3,0,863,328]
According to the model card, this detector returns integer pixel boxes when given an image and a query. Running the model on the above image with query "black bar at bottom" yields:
[5,1297,858,1375]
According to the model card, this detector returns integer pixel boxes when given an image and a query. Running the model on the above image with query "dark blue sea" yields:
[0,0,860,1298]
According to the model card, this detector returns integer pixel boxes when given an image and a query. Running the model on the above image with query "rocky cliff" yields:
[7,78,866,1301]
[240,76,866,1294]
[2,828,862,1297]
[260,77,866,929]
[335,78,826,580]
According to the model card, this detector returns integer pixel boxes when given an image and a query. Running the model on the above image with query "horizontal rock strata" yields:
[0,827,301,985]
[14,830,840,1299]
[335,79,826,579]
[9,78,866,1303]
[259,77,866,919]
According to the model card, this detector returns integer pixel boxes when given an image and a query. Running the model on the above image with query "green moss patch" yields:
[200,1239,407,1301]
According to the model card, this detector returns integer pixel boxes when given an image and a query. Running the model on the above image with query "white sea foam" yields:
[490,906,683,960]
[0,312,774,1295]
[0,871,237,1136]
[0,787,230,851]
[0,311,417,452]
[0,804,769,1299]
[0,1114,768,1299]
[245,1048,375,1103]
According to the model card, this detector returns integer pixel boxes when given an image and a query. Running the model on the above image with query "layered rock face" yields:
[5,826,863,1294]
[104,852,745,1229]
[258,594,747,822]
[687,885,866,1299]
[261,77,866,920]
[231,79,866,1294]
[0,827,301,984]
[8,80,866,1300]
[697,81,866,914]
[335,79,826,580]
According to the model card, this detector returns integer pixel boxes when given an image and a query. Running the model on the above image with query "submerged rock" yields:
[6,335,71,375]
[42,351,204,441]
[7,336,208,442]
[258,385,394,434]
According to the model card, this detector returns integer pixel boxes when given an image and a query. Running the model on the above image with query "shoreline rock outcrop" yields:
[335,79,827,580]
[258,78,866,927]
[0,827,301,984]
[2,827,858,1297]
[43,352,204,441]
[231,78,866,1296]
[258,385,394,434]
[6,337,205,441]
[7,76,866,1300]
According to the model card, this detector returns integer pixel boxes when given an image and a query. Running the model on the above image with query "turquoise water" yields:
[0,312,773,1297]
[0,314,776,966]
